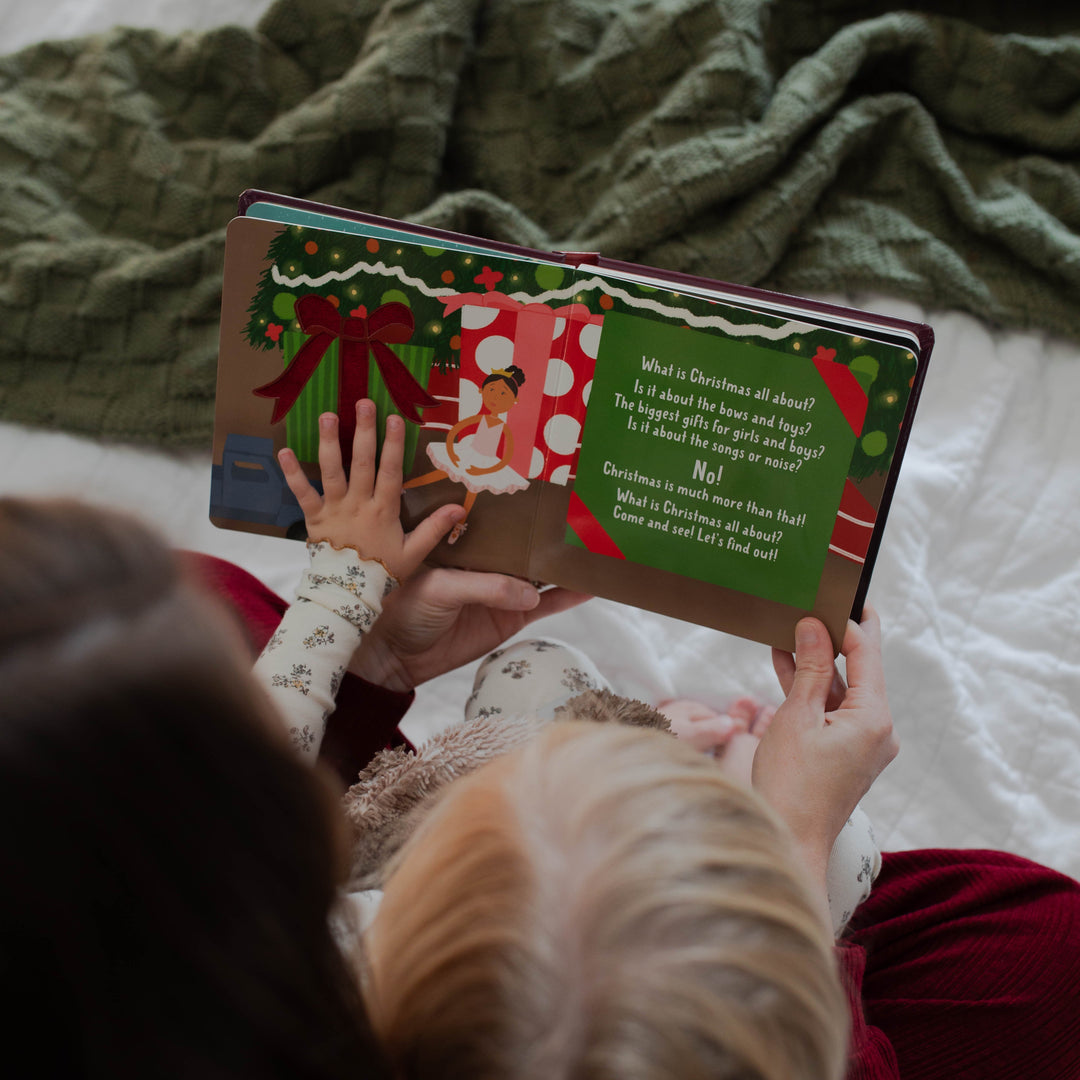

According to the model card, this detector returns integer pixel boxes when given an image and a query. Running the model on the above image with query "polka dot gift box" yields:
[426,292,604,486]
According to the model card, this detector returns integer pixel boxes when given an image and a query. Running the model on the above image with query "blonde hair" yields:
[365,722,848,1080]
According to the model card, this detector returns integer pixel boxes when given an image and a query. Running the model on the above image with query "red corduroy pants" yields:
[843,847,1080,1079]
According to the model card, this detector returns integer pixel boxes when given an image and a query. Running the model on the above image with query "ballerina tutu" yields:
[426,430,529,495]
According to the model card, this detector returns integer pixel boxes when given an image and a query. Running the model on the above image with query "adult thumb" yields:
[424,568,541,613]
[786,618,836,711]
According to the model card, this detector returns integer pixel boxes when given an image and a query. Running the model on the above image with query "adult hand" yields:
[348,566,590,692]
[279,400,463,582]
[752,607,898,884]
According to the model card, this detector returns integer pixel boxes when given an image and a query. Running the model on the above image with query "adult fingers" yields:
[837,605,897,761]
[401,503,465,572]
[348,399,378,496]
[784,617,837,713]
[840,604,886,697]
[774,638,847,706]
[408,567,542,614]
[374,412,406,500]
[772,646,796,697]
[278,448,324,521]
[824,665,849,712]
[529,586,592,623]
[316,413,347,501]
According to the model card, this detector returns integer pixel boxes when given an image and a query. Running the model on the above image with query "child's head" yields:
[481,364,526,413]
[365,721,848,1080]
[0,497,387,1079]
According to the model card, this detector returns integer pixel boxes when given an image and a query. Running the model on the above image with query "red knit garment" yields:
[841,848,1080,1079]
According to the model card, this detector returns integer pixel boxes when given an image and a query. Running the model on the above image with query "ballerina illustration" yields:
[404,365,529,544]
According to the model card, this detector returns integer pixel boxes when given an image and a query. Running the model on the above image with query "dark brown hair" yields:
[0,498,389,1079]
[481,364,526,394]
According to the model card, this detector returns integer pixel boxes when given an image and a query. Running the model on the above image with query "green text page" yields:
[570,313,857,610]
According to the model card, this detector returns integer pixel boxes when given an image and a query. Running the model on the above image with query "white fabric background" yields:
[3,2,1078,879]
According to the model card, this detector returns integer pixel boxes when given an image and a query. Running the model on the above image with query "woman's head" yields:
[0,497,387,1078]
[366,722,849,1080]
[481,365,525,413]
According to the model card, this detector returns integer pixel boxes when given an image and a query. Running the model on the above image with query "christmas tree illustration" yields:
[243,225,463,366]
[843,344,917,481]
[243,225,466,464]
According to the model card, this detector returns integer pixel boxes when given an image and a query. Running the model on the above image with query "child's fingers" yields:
[661,701,748,752]
[401,503,466,570]
[278,449,324,520]
[317,413,347,500]
[349,399,378,497]
[374,413,406,500]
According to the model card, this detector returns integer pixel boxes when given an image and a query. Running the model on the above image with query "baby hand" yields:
[279,400,464,582]
[658,698,751,753]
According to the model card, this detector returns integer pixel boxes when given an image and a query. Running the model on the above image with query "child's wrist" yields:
[306,538,400,588]
[297,540,398,631]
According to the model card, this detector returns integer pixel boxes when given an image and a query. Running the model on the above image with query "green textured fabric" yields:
[1,0,1078,446]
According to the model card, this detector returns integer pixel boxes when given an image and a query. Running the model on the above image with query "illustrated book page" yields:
[212,196,931,650]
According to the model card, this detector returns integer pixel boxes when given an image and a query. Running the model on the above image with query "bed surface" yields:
[2,0,1078,879]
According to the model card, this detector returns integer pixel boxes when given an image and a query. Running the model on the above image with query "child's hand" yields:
[278,400,464,582]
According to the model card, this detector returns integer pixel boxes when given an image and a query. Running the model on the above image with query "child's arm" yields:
[254,400,462,760]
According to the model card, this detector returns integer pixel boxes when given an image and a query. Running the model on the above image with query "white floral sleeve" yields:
[254,540,397,761]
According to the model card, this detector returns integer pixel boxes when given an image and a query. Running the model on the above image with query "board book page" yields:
[211,191,932,651]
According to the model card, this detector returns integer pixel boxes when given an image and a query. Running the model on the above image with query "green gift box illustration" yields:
[253,295,437,471]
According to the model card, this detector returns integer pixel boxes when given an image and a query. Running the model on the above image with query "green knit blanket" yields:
[1,0,1078,445]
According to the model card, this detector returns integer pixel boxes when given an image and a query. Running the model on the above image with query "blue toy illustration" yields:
[210,433,319,538]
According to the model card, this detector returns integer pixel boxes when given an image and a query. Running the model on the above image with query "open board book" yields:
[212,190,933,653]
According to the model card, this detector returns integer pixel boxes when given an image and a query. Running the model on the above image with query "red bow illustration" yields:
[253,294,437,455]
